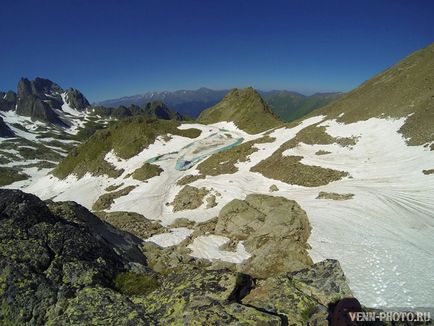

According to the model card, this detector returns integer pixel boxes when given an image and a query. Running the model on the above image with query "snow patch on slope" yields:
[187,235,251,263]
[145,227,193,247]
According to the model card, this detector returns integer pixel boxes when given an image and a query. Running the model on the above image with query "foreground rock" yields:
[0,189,150,325]
[0,189,379,325]
[243,260,353,325]
[215,194,313,278]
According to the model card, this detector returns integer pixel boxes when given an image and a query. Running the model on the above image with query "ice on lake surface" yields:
[147,132,243,171]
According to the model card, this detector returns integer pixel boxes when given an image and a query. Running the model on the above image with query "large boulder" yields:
[215,194,313,278]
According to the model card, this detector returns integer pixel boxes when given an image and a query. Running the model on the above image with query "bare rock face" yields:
[242,259,353,325]
[65,88,90,111]
[12,77,90,125]
[0,117,14,137]
[215,194,313,278]
[0,91,17,111]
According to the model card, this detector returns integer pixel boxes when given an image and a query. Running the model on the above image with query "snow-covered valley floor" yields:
[8,116,434,310]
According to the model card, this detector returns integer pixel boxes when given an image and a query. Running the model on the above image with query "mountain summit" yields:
[198,87,282,133]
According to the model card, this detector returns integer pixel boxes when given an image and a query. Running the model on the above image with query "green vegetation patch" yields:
[265,91,342,122]
[251,141,349,187]
[285,124,357,149]
[20,161,57,170]
[197,136,275,176]
[316,192,354,200]
[53,117,201,179]
[0,138,64,162]
[74,119,115,141]
[92,186,137,211]
[0,167,28,187]
[423,169,434,175]
[176,174,206,186]
[315,150,332,155]
[114,272,159,296]
[127,163,163,181]
[105,183,124,192]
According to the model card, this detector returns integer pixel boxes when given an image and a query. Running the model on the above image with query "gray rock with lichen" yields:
[215,194,313,278]
[171,185,209,212]
[243,259,353,325]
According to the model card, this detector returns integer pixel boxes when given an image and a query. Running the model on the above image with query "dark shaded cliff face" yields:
[0,117,14,137]
[92,100,185,121]
[65,88,90,111]
[0,91,17,112]
[16,78,66,124]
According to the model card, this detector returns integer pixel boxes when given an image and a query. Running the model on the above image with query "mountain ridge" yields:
[97,87,343,120]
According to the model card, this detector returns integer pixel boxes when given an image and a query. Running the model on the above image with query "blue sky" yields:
[0,0,433,102]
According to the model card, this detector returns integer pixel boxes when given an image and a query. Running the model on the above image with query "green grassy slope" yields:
[306,42,434,147]
[53,117,201,179]
[198,87,282,134]
[264,92,342,122]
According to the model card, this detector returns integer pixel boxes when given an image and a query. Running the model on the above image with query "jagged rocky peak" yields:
[0,77,91,124]
[65,88,90,111]
[145,100,183,120]
[17,77,63,98]
[199,86,282,134]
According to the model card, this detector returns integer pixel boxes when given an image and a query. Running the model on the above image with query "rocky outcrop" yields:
[16,93,65,124]
[16,78,65,123]
[215,194,313,278]
[92,101,185,120]
[65,88,90,111]
[1,77,91,125]
[0,189,369,325]
[96,211,167,240]
[171,185,209,212]
[0,91,17,111]
[137,269,281,324]
[0,189,149,325]
[242,259,353,324]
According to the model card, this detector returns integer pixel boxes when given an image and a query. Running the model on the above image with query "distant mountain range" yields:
[96,88,228,118]
[97,88,343,120]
